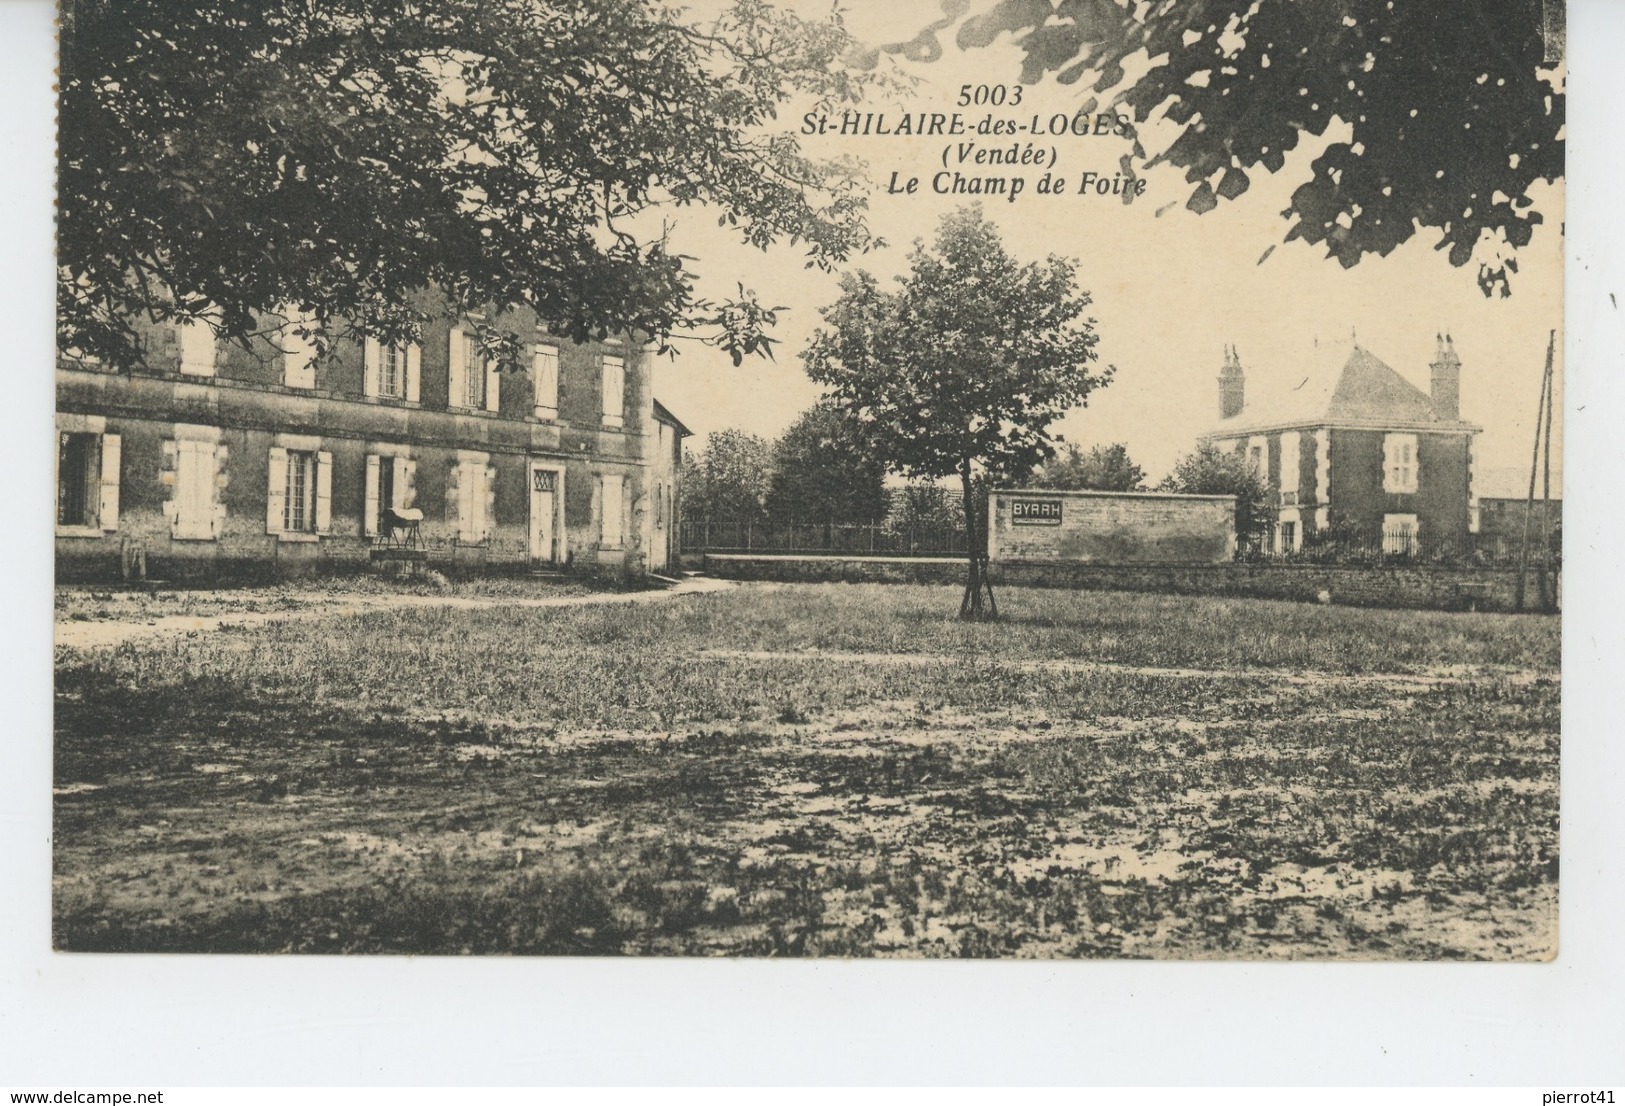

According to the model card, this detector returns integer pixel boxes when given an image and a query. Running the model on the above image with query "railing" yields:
[681,519,970,558]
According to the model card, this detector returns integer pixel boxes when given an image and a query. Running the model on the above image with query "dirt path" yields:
[54,575,736,650]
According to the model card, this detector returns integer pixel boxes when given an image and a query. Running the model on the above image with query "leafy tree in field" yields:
[59,0,894,369]
[1160,444,1271,551]
[765,402,890,526]
[681,429,773,528]
[880,0,1563,296]
[1032,442,1145,492]
[804,204,1110,618]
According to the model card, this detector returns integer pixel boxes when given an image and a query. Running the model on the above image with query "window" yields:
[1246,436,1267,481]
[1382,513,1420,555]
[1279,520,1296,552]
[283,450,318,532]
[1383,433,1419,493]
[461,335,485,409]
[380,346,406,398]
[364,455,417,537]
[169,438,224,540]
[267,445,331,538]
[178,317,217,377]
[281,312,317,389]
[599,473,627,547]
[57,433,98,527]
[601,356,625,429]
[534,344,560,420]
[449,328,499,411]
[363,338,421,402]
[58,431,118,531]
[1279,431,1300,497]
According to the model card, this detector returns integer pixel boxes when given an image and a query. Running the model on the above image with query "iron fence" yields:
[681,518,970,558]
[1244,530,1558,568]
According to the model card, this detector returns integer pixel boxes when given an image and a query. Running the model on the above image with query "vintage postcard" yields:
[53,0,1563,959]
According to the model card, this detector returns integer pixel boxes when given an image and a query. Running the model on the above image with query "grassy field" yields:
[53,581,1559,959]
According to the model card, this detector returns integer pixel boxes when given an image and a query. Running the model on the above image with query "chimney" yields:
[1430,332,1461,420]
[1219,344,1245,420]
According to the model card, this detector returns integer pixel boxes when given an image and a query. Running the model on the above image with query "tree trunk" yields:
[957,464,997,620]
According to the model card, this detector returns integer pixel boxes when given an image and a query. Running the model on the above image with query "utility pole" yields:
[1515,330,1556,611]
[1539,338,1556,610]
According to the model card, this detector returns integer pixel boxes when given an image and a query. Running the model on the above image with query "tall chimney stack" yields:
[1430,332,1461,420]
[1219,344,1245,420]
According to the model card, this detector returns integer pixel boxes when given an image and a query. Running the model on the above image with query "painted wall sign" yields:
[1011,498,1063,525]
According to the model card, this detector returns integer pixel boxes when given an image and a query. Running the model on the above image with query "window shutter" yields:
[179,317,222,377]
[211,444,229,539]
[97,434,120,531]
[363,338,381,398]
[396,457,415,508]
[601,357,625,427]
[159,440,179,531]
[448,459,464,538]
[448,330,467,408]
[283,315,317,389]
[267,447,288,534]
[484,463,498,541]
[600,473,625,546]
[485,358,501,413]
[621,475,632,550]
[406,344,422,403]
[534,346,559,418]
[468,462,483,540]
[175,441,203,539]
[315,451,333,533]
[364,455,381,537]
[462,462,481,541]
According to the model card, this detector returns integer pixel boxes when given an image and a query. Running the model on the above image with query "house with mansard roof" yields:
[1200,337,1482,555]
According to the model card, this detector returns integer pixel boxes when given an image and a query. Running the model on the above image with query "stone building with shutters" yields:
[1200,337,1482,555]
[55,289,688,582]
[649,399,692,573]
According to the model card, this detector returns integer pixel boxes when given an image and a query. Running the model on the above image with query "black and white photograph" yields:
[50,0,1566,964]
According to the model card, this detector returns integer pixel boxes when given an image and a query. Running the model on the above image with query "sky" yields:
[649,4,1565,495]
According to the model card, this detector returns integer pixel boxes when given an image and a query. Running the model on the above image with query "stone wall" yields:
[702,553,1548,613]
[989,489,1236,564]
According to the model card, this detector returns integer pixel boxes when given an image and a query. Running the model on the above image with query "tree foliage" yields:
[805,204,1109,485]
[804,203,1110,615]
[765,401,890,524]
[886,482,963,535]
[59,0,892,369]
[1160,444,1271,546]
[681,428,774,525]
[880,0,1563,296]
[1031,441,1145,492]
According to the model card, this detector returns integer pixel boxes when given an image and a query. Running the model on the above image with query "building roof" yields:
[1206,341,1479,438]
[651,398,692,437]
